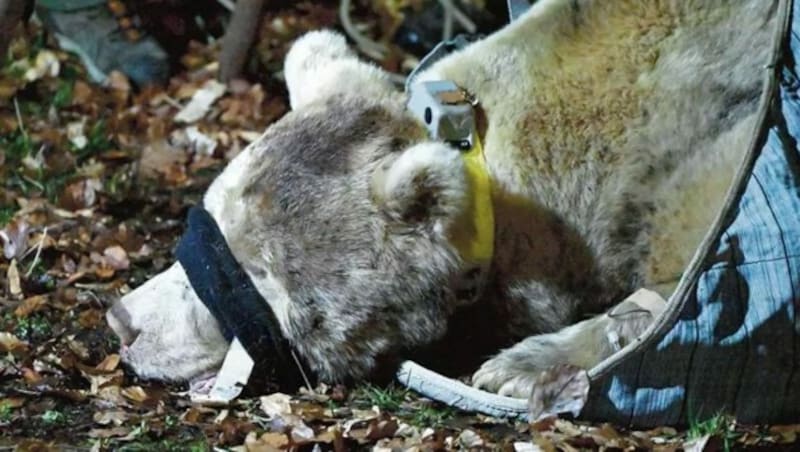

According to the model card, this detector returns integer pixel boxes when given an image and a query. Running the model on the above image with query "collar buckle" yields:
[408,80,477,149]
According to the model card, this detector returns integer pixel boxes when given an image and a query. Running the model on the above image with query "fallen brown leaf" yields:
[93,409,129,426]
[529,364,590,421]
[260,392,292,418]
[0,331,28,353]
[21,367,43,384]
[13,439,59,452]
[103,245,130,270]
[7,258,22,297]
[0,396,26,408]
[89,426,132,439]
[96,354,121,372]
[365,415,399,441]
[1,219,30,259]
[244,431,290,451]
[78,308,105,329]
[770,424,800,443]
[14,295,48,317]
[121,386,149,403]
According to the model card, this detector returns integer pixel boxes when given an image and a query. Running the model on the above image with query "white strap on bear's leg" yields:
[396,361,531,420]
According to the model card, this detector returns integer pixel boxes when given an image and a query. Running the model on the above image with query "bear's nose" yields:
[106,302,140,346]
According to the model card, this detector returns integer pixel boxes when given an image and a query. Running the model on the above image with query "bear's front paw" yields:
[472,355,538,399]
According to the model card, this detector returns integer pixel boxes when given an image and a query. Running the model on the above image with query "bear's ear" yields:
[371,142,468,228]
[284,30,393,109]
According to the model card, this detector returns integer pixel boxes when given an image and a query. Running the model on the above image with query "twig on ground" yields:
[25,225,47,277]
[292,349,314,393]
[13,96,28,140]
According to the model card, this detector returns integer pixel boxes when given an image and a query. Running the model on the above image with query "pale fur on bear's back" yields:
[419,0,776,304]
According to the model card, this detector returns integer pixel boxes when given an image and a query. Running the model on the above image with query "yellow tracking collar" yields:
[449,132,495,267]
[406,80,495,268]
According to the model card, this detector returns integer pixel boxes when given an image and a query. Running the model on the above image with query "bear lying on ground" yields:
[106,0,777,398]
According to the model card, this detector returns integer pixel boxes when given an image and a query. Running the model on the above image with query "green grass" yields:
[355,383,409,412]
[687,413,738,452]
[71,118,112,162]
[409,404,454,427]
[40,410,68,426]
[14,314,52,342]
[2,127,71,201]
[353,383,454,427]
[116,439,209,452]
[1,128,33,161]
[0,401,12,422]
[110,419,209,452]
[0,206,16,226]
[52,80,73,110]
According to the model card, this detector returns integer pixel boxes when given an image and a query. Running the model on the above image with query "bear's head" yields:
[106,31,482,384]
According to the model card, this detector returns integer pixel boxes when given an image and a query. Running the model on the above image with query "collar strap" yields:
[405,35,479,92]
[175,206,311,392]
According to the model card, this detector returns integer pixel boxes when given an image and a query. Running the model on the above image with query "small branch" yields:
[338,0,387,61]
[13,97,27,140]
[291,350,314,393]
[25,225,47,277]
[218,0,266,83]
[216,0,235,12]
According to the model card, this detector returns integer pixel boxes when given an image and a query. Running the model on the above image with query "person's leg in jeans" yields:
[36,0,169,86]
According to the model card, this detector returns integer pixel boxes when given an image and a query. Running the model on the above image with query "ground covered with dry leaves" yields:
[2,2,800,451]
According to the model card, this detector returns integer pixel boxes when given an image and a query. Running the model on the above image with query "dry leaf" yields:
[182,407,203,424]
[245,431,290,451]
[290,421,316,443]
[1,220,29,259]
[82,369,124,394]
[13,439,59,452]
[103,245,130,270]
[121,386,149,403]
[554,419,585,439]
[23,50,60,81]
[683,434,712,452]
[107,70,131,104]
[365,416,399,441]
[514,442,545,452]
[769,424,800,443]
[89,426,132,439]
[457,429,484,448]
[14,295,47,317]
[0,332,27,353]
[96,386,128,406]
[78,309,104,328]
[21,367,43,384]
[3,264,22,297]
[67,121,88,149]
[66,336,91,360]
[93,409,129,426]
[72,80,92,105]
[137,140,187,182]
[175,79,226,123]
[260,392,292,418]
[60,179,102,210]
[529,364,590,421]
[0,397,26,409]
[96,354,121,372]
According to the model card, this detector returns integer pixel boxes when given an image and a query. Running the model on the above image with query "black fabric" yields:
[175,206,309,392]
